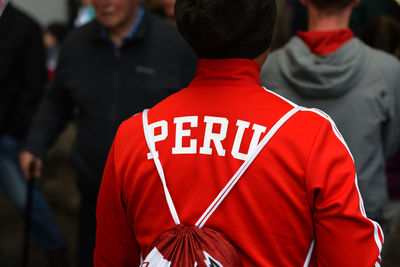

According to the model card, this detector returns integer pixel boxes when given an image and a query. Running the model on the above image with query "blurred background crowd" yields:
[0,0,399,266]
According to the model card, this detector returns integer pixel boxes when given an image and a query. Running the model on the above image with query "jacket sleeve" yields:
[22,44,74,158]
[16,20,47,136]
[95,129,140,266]
[305,114,383,266]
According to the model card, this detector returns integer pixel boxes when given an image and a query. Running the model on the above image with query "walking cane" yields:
[22,165,36,267]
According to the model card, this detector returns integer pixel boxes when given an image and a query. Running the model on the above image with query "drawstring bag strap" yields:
[142,109,181,225]
[142,107,300,228]
[195,106,300,228]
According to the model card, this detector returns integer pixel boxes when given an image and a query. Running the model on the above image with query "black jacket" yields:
[0,4,46,140]
[23,10,197,195]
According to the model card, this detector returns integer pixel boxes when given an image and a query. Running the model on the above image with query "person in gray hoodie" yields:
[260,0,400,228]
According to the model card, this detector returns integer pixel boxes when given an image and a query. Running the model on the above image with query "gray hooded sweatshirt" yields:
[261,36,400,219]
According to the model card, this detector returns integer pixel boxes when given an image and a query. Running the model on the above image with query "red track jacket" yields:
[95,59,383,266]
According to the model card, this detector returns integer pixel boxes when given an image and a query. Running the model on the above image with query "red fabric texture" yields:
[95,59,382,266]
[297,29,354,56]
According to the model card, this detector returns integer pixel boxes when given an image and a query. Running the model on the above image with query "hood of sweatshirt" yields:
[273,36,368,98]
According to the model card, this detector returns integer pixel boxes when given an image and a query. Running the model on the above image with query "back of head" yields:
[308,0,355,13]
[174,0,277,59]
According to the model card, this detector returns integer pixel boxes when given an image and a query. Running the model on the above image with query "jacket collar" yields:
[189,58,261,88]
[297,29,354,56]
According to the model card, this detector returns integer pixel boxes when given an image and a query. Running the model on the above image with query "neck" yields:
[307,6,352,31]
[254,49,270,66]
[108,10,138,47]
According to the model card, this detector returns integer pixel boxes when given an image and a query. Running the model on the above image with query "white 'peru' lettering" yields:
[172,116,198,154]
[147,120,168,159]
[232,120,267,160]
[146,115,267,160]
[232,120,250,160]
[199,116,228,156]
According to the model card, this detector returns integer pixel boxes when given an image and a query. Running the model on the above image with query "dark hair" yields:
[309,0,354,13]
[361,16,400,57]
[174,0,277,59]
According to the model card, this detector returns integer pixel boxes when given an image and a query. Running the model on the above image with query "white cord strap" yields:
[142,107,300,228]
[142,109,180,225]
[195,106,300,228]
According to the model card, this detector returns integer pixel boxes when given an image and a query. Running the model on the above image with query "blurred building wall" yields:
[12,0,68,26]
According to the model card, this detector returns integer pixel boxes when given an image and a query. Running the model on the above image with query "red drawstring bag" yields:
[142,225,241,267]
[141,107,299,267]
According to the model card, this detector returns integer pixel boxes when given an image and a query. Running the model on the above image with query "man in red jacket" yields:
[95,0,383,266]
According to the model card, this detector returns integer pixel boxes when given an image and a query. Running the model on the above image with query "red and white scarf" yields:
[0,0,10,18]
